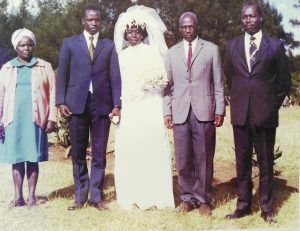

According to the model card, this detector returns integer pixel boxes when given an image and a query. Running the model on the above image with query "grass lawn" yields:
[0,107,299,231]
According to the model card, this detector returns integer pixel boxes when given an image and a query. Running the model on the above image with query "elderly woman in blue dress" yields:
[0,28,56,208]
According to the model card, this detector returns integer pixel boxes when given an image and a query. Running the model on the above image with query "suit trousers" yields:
[173,108,216,205]
[233,120,275,213]
[69,93,110,203]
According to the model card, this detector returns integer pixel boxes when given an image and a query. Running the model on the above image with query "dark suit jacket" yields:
[56,34,121,115]
[224,33,291,127]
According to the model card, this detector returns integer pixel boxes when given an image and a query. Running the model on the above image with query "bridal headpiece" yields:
[114,5,168,59]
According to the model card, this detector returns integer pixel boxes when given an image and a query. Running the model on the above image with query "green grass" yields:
[0,107,299,231]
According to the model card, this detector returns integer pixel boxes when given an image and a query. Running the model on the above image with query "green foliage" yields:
[54,113,71,147]
[290,72,300,105]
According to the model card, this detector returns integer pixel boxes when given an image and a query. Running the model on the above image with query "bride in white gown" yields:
[113,5,175,210]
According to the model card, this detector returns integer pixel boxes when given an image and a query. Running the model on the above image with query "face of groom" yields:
[82,9,101,35]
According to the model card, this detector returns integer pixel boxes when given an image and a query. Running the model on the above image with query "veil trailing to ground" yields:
[114,5,168,59]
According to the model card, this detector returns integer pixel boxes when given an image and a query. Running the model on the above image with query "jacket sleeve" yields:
[212,45,225,116]
[109,45,122,107]
[45,62,57,122]
[224,41,233,93]
[0,66,5,119]
[56,38,70,106]
[275,41,291,109]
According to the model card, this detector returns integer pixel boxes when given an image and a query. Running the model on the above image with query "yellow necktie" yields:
[89,36,95,61]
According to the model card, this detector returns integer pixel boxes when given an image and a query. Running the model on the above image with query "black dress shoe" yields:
[225,209,251,219]
[67,202,85,210]
[261,212,277,224]
[87,201,109,211]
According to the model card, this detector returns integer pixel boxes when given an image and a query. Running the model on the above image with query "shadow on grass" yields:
[212,177,238,208]
[45,173,116,202]
[252,177,298,214]
[211,176,298,213]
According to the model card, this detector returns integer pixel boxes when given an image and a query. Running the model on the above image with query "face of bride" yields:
[125,27,144,46]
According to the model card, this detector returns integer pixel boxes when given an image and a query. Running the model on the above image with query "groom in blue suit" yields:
[56,4,121,210]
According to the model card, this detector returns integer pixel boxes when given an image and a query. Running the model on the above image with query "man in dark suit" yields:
[163,12,225,215]
[224,3,291,223]
[56,4,121,211]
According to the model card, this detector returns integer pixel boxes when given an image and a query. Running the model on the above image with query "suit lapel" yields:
[251,34,270,71]
[78,34,90,58]
[94,38,105,60]
[191,39,204,66]
[176,41,186,67]
[236,35,248,71]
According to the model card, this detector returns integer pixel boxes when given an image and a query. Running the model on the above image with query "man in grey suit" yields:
[163,12,225,215]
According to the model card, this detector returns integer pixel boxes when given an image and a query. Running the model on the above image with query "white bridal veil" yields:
[114,5,168,59]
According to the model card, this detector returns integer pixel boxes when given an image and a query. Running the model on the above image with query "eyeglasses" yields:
[179,25,196,31]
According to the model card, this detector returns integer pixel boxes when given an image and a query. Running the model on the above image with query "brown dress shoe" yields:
[67,202,85,211]
[176,201,195,213]
[199,203,212,215]
[261,212,277,224]
[88,201,109,211]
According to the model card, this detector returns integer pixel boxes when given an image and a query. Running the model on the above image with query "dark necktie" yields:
[249,36,258,70]
[89,36,95,61]
[187,42,192,70]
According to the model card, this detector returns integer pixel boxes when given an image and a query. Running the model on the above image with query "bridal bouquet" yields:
[139,66,168,90]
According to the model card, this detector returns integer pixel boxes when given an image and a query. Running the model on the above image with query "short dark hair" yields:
[241,2,263,17]
[81,4,101,19]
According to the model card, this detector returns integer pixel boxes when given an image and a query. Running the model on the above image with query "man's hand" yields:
[109,107,121,125]
[58,104,72,118]
[164,115,173,129]
[214,114,224,127]
[45,121,56,133]
[110,107,121,117]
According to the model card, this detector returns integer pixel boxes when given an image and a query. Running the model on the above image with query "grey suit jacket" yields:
[163,38,225,124]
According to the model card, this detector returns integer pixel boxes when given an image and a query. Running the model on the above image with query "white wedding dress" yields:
[114,43,175,210]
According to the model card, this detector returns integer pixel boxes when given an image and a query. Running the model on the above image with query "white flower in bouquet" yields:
[139,66,168,90]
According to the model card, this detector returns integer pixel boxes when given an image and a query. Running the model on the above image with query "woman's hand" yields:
[45,121,56,133]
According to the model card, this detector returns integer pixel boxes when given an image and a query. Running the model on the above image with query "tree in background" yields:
[0,0,299,99]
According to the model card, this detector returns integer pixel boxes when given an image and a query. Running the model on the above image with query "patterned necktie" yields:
[187,42,192,70]
[89,36,95,61]
[249,36,258,70]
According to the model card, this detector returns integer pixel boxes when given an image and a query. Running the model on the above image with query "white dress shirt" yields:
[183,36,198,60]
[245,30,262,72]
[83,30,99,93]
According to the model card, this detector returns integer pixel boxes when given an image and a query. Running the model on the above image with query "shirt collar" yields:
[83,30,99,41]
[183,36,198,47]
[245,30,262,41]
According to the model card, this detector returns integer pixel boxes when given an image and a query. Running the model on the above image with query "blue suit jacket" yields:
[224,33,291,127]
[56,33,121,115]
